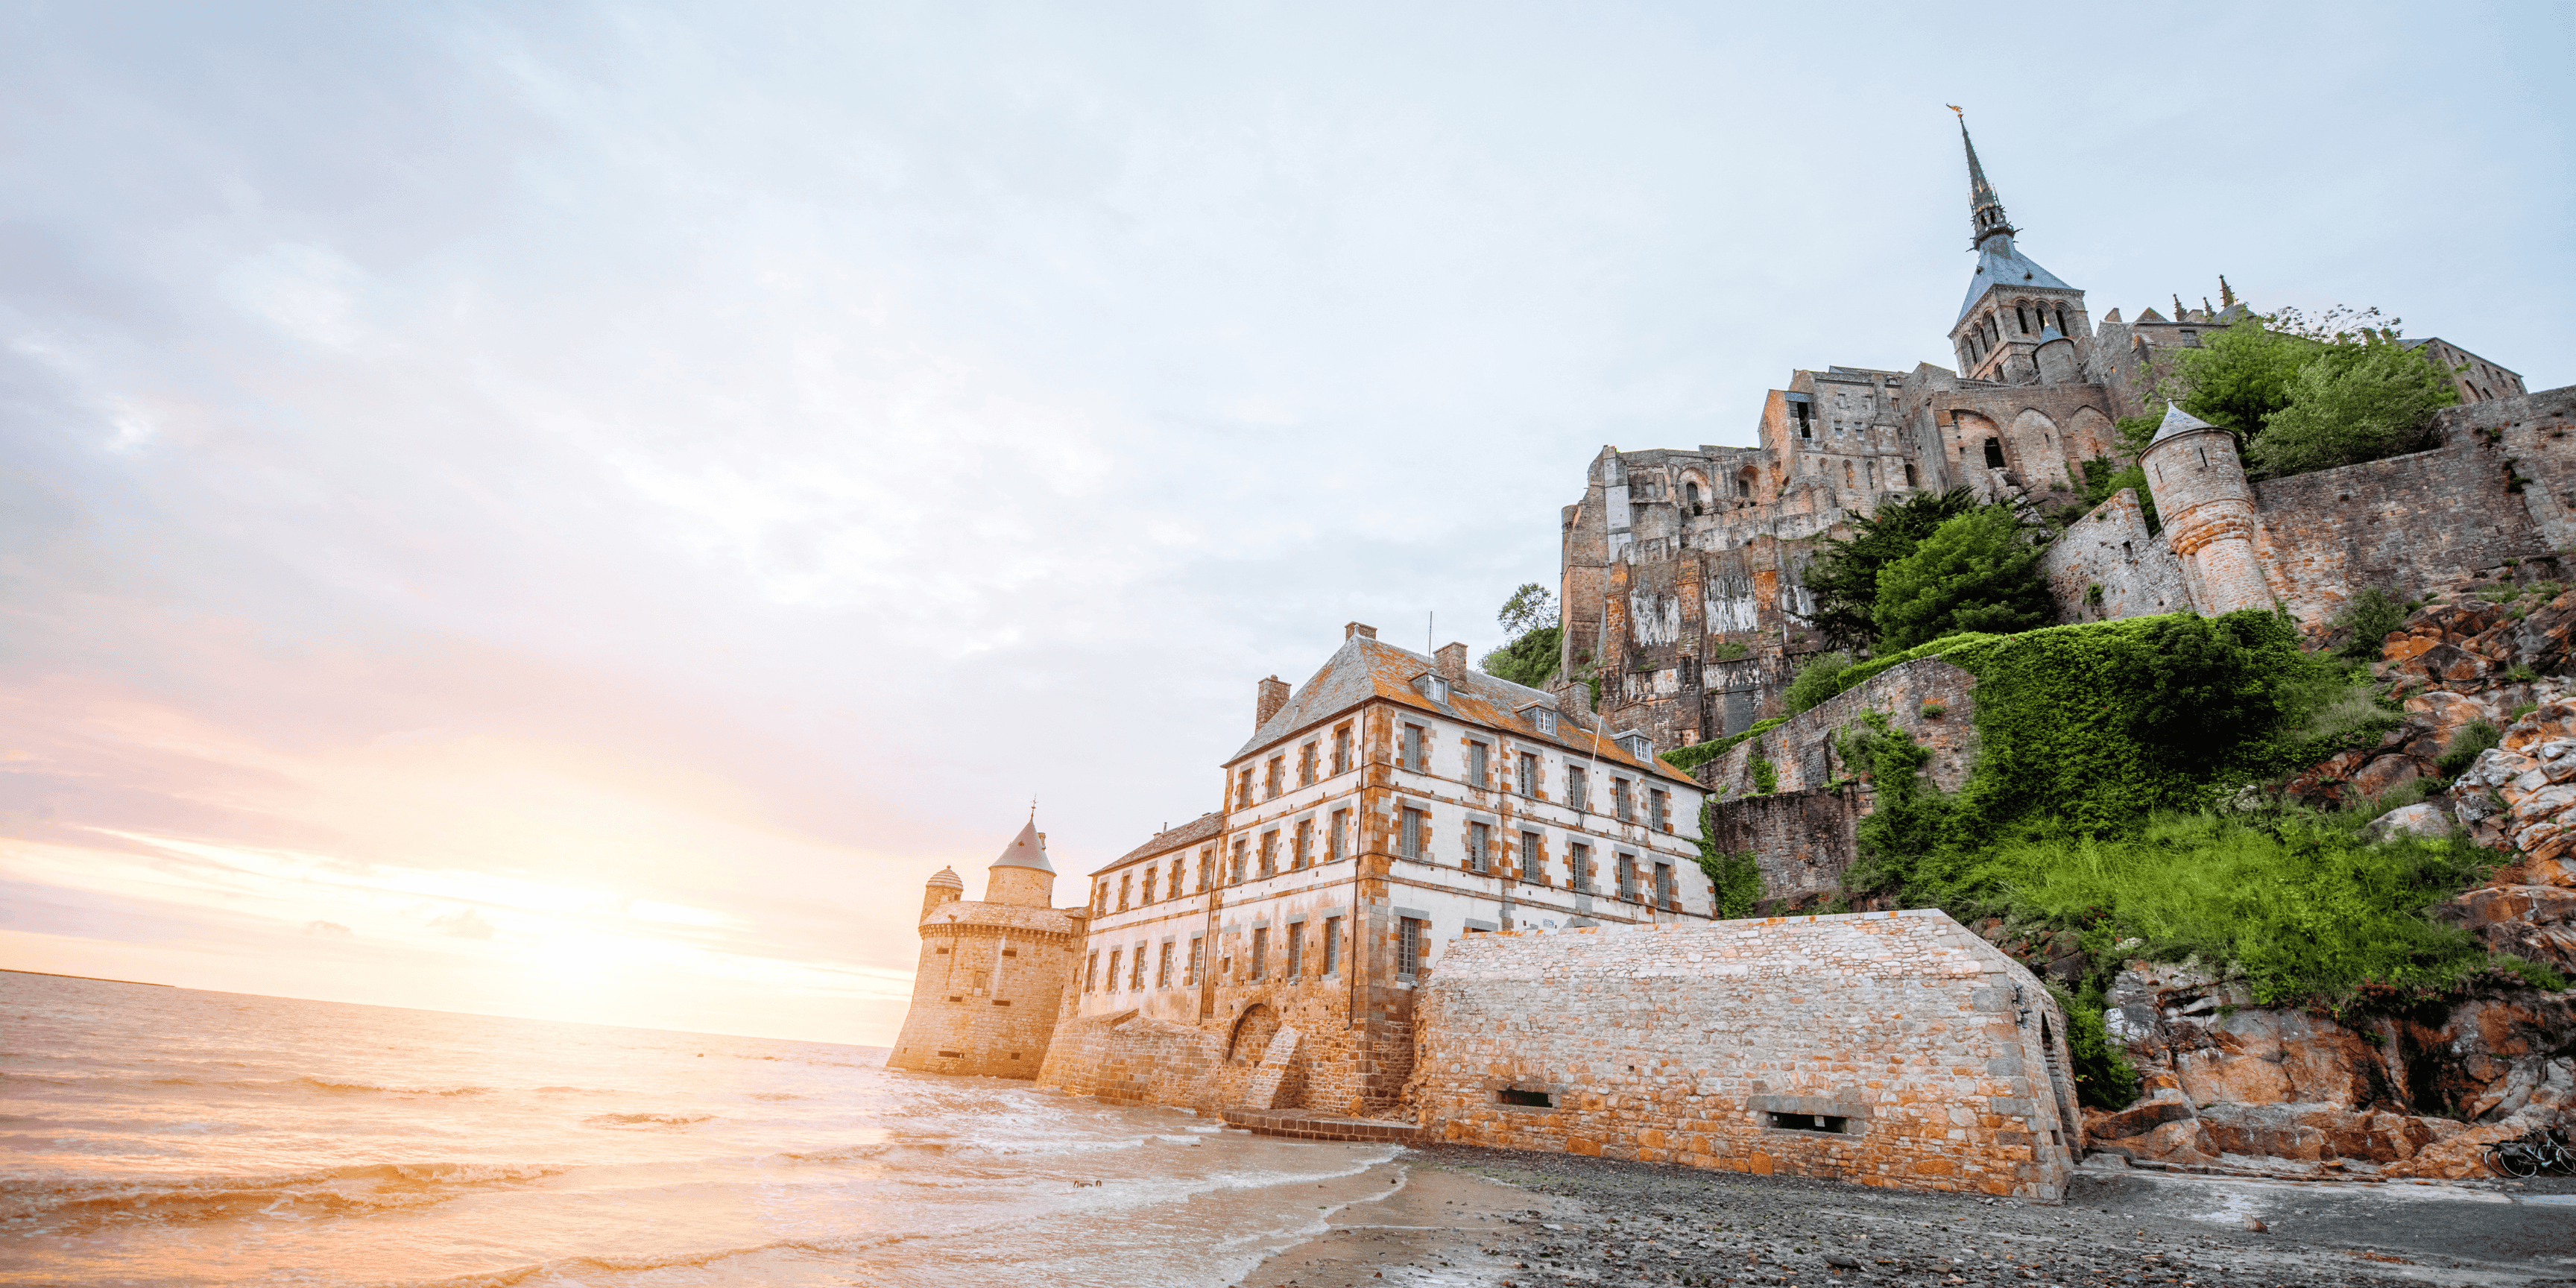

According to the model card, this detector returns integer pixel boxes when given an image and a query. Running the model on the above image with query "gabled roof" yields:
[992,819,1053,872]
[1228,634,1690,783]
[2148,401,2219,443]
[1957,236,2073,323]
[1103,812,1225,871]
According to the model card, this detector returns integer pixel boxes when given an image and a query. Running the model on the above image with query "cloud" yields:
[428,907,495,941]
[304,920,353,938]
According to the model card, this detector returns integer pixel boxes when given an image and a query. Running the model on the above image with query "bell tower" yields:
[1944,112,2091,386]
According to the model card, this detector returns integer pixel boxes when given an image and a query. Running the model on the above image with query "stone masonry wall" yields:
[887,902,1082,1079]
[2250,387,2576,625]
[1406,911,2083,1202]
[2041,487,2190,623]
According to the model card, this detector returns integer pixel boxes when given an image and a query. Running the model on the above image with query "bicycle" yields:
[2484,1126,2575,1178]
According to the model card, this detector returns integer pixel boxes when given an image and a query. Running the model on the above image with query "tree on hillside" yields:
[2168,313,2314,438]
[1871,506,2056,651]
[2245,334,2455,477]
[1480,582,1561,689]
[1797,486,1980,651]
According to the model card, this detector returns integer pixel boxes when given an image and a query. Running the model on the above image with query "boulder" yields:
[2085,1097,2194,1140]
[2194,1102,2441,1164]
[2349,754,2421,800]
[2504,702,2576,753]
[2405,691,2498,745]
[2361,803,2452,843]
[2434,885,2576,970]
[2526,855,2576,888]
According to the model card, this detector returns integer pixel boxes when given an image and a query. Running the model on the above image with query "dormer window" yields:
[1619,733,1652,760]
[1522,705,1558,736]
[1416,673,1452,704]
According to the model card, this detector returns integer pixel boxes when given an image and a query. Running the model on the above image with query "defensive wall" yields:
[1404,910,2083,1202]
[2039,487,2190,623]
[1691,659,1980,907]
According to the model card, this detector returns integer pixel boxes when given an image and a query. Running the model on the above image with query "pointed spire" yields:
[2150,400,2217,443]
[2218,276,2237,309]
[1956,109,2015,249]
[991,818,1053,872]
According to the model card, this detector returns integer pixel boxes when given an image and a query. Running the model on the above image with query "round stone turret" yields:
[2033,326,2077,385]
[2141,403,2270,614]
[985,818,1056,909]
[921,865,964,919]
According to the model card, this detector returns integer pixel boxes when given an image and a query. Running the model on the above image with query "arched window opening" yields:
[1685,480,1700,504]
[2055,305,2070,334]
[1843,461,1855,485]
[1904,462,1918,487]
[2015,305,2031,333]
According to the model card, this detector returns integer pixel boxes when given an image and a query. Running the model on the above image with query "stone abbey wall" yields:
[2040,487,2188,623]
[1405,911,2083,1201]
[2243,388,2576,624]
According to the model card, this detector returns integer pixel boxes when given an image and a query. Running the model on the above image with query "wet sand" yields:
[1236,1146,2576,1287]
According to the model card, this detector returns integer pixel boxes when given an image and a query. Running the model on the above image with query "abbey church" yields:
[1562,119,2532,752]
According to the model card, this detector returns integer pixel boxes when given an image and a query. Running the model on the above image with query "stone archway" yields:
[1227,1003,1280,1066]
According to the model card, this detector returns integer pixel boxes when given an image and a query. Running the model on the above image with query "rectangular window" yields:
[1468,739,1489,786]
[1130,945,1146,990]
[1398,918,1424,977]
[1323,916,1342,974]
[1251,926,1269,979]
[1157,941,1173,988]
[1266,756,1284,798]
[1187,936,1203,986]
[1614,778,1632,821]
[1196,848,1213,892]
[1117,874,1131,911]
[1299,742,1317,786]
[1333,723,1352,774]
[1286,924,1304,977]
[1139,865,1155,906]
[1467,821,1489,873]
[1260,830,1278,876]
[1330,809,1350,861]
[1294,819,1313,869]
[1107,948,1123,991]
[1617,853,1638,900]
[1567,764,1587,811]
[1518,751,1538,796]
[1401,806,1425,859]
[1169,865,1184,900]
[1096,882,1111,914]
[1085,950,1099,992]
[1235,767,1254,808]
[1571,842,1593,891]
[1650,788,1669,832]
[1655,862,1675,908]
[1231,839,1248,884]
[1520,830,1543,883]
[1402,723,1425,771]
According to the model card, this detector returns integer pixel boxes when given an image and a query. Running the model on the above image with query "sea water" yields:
[0,973,1401,1287]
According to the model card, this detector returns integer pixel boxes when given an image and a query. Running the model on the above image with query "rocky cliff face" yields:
[2089,590,2576,1180]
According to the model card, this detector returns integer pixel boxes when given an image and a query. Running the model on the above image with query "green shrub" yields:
[1707,640,1750,662]
[1799,487,1982,649]
[1479,625,1561,688]
[1660,716,1787,774]
[2437,722,2501,777]
[1694,812,1767,921]
[1750,756,1778,796]
[2247,335,2457,477]
[1782,651,1853,715]
[2332,587,2411,661]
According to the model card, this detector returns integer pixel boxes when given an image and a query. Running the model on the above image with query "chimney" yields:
[1256,675,1291,728]
[1435,642,1468,681]
[1345,622,1377,640]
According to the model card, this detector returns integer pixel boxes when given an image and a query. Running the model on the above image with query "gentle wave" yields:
[581,1112,715,1128]
[0,1161,570,1228]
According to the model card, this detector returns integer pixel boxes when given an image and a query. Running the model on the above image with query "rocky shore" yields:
[1241,1145,2576,1288]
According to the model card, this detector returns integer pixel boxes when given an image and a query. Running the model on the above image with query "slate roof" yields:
[1105,812,1225,868]
[2149,401,2220,443]
[1228,634,1690,784]
[1957,234,2073,323]
[992,818,1054,872]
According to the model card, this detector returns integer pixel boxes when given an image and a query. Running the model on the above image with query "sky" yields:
[3,1,2569,1045]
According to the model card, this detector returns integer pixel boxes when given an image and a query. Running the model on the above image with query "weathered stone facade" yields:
[886,822,1085,1079]
[2039,487,2189,623]
[1406,910,2084,1201]
[1038,622,1714,1117]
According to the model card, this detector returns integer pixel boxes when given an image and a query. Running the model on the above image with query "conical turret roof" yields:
[991,819,1053,872]
[2149,401,2218,443]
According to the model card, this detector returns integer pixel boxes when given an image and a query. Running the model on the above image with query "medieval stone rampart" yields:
[1405,910,2083,1201]
[2040,487,2188,623]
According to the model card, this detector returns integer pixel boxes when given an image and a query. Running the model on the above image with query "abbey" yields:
[1565,119,2532,753]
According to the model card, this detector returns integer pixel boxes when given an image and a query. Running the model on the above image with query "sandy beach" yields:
[1239,1145,2576,1288]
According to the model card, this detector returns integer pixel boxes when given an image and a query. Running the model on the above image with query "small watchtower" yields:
[2140,402,2270,614]
[885,817,1082,1079]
